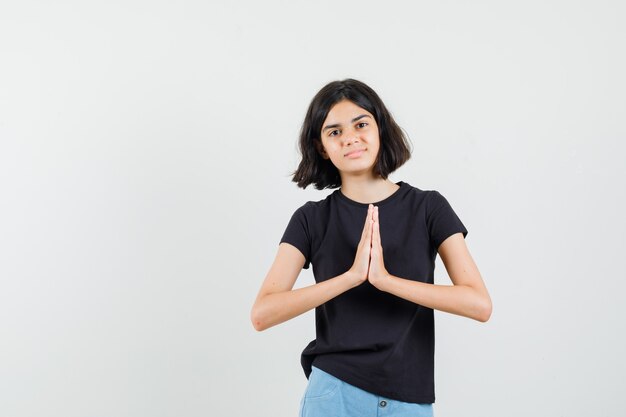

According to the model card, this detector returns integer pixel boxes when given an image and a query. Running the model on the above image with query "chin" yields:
[341,162,376,174]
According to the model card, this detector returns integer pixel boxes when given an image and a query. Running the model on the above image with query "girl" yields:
[251,78,492,417]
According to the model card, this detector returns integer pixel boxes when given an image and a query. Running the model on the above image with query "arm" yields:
[250,242,360,331]
[368,207,492,322]
[251,206,375,331]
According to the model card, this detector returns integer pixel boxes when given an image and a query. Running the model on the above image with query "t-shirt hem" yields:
[312,360,435,404]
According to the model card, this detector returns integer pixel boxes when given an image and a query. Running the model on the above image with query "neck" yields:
[339,174,400,204]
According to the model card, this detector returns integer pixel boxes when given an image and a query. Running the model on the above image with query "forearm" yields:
[379,275,491,322]
[251,271,359,331]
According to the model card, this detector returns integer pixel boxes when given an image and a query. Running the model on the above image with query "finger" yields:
[372,214,378,247]
[370,224,380,261]
[368,217,374,242]
[373,208,381,248]
[360,204,373,239]
[370,206,376,246]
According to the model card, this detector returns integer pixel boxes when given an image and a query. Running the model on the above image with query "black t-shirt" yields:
[279,180,468,404]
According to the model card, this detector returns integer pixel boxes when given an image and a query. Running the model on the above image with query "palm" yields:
[368,206,389,287]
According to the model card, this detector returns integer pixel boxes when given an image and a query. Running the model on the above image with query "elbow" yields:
[477,298,493,323]
[250,306,268,332]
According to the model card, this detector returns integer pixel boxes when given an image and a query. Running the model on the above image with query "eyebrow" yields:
[322,114,371,133]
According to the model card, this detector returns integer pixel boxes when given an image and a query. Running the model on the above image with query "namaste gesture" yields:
[349,204,390,289]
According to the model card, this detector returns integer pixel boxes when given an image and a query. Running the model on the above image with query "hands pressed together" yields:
[252,197,491,330]
[349,204,391,289]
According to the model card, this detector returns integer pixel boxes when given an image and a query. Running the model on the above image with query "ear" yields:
[315,139,329,159]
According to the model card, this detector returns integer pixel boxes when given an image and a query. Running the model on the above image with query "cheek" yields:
[370,140,381,152]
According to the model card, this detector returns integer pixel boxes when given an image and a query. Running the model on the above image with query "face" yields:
[316,99,380,177]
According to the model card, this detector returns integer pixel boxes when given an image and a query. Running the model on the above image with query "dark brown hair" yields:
[292,78,412,190]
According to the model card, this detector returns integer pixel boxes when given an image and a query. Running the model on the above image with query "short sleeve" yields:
[279,205,312,269]
[427,190,469,250]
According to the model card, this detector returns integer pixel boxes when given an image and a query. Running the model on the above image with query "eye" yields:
[357,122,368,128]
[329,129,340,137]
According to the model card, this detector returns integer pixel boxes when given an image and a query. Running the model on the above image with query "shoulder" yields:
[424,189,455,212]
[396,181,436,207]
[293,190,335,214]
[426,189,444,206]
[402,184,461,219]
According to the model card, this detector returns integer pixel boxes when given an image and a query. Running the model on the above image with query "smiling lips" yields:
[344,148,366,158]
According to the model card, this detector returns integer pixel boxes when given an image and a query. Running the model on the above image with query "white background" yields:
[1,1,625,416]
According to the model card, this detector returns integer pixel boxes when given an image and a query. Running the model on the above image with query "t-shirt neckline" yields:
[334,181,408,208]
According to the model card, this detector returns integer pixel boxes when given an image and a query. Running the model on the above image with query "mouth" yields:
[344,149,366,158]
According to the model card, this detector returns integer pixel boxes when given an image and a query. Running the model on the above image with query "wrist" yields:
[344,269,366,288]
[371,272,393,292]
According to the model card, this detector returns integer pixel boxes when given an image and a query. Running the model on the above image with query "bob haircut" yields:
[292,78,412,190]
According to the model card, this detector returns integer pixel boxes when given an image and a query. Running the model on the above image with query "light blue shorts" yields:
[299,366,434,417]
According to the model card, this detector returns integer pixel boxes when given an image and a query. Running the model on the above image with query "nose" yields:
[342,126,360,145]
